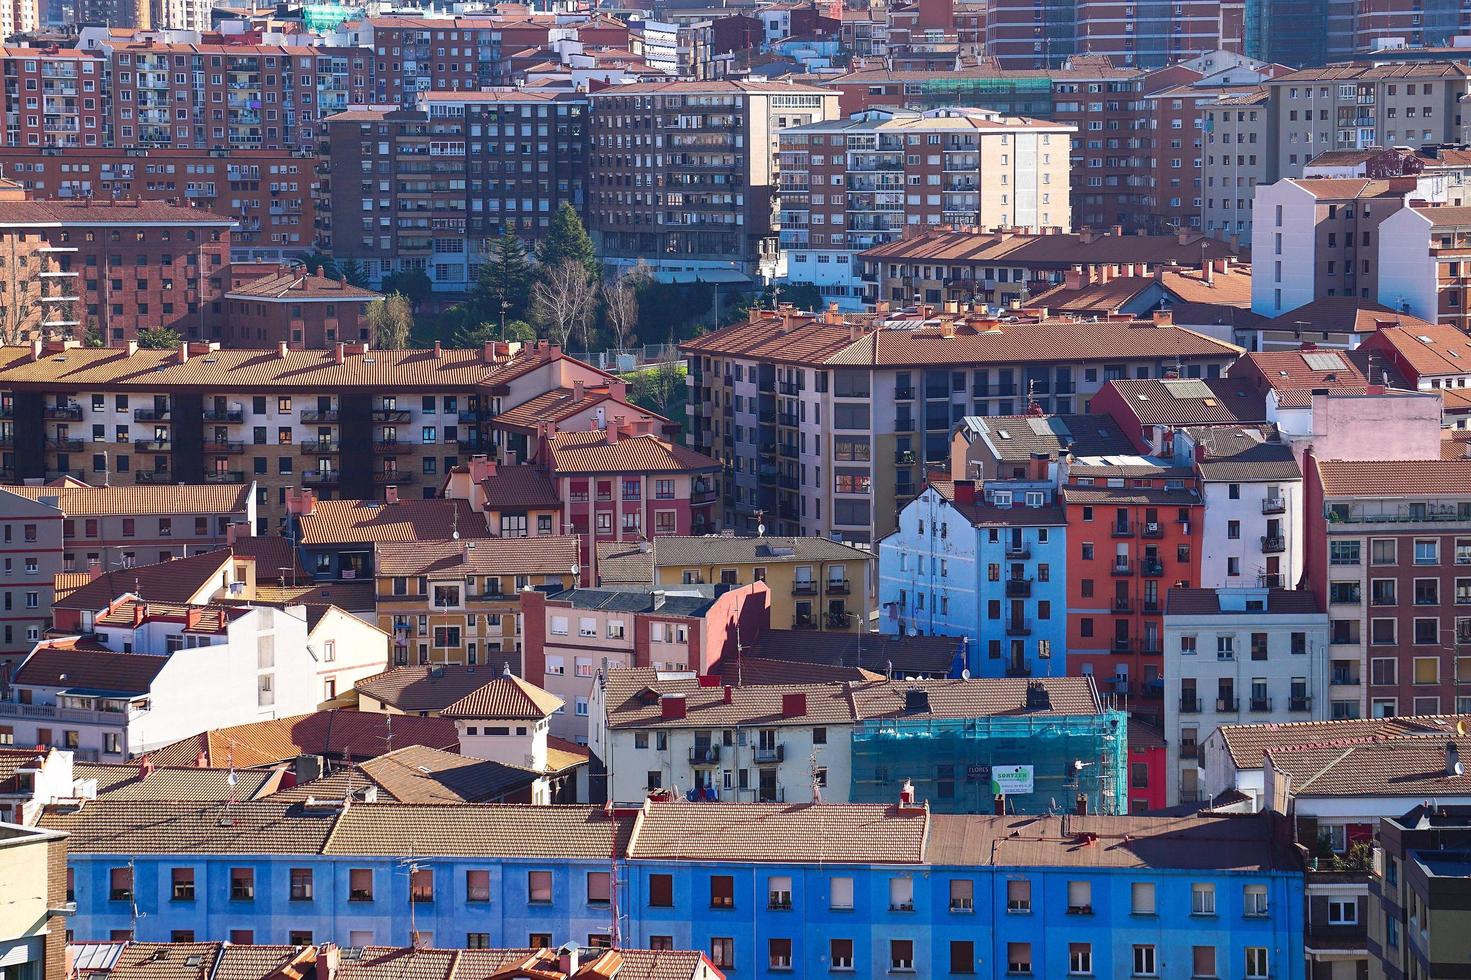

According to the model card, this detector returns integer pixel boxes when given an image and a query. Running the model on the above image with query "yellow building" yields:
[597,536,875,633]
[0,820,68,980]
[373,537,579,666]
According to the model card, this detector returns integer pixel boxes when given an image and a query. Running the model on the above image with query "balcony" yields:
[1262,497,1286,515]
[1216,697,1240,712]
[203,471,245,484]
[1261,535,1286,554]
[1141,559,1165,577]
[1180,743,1199,758]
[303,470,341,486]
[133,408,170,422]
[1289,696,1312,712]
[373,440,409,454]
[792,581,820,596]
[134,471,173,484]
[1006,618,1031,636]
[1259,573,1284,588]
[893,385,914,399]
[689,745,721,766]
[44,437,83,452]
[301,440,339,454]
[825,579,850,596]
[827,611,853,629]
[895,451,917,466]
[1179,696,1201,713]
[204,440,244,454]
[1140,522,1163,539]
[792,615,818,630]
[1004,543,1031,559]
[754,744,784,765]
[1110,637,1133,654]
[202,408,244,423]
[1331,671,1360,686]
[1004,576,1032,598]
[301,409,339,423]
[1111,559,1133,576]
[1111,522,1134,538]
[375,471,415,484]
[1249,696,1272,712]
[1111,597,1132,613]
[44,403,82,420]
[133,440,171,453]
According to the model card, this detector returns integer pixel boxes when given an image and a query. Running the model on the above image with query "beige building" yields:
[0,821,67,980]
[1201,88,1274,243]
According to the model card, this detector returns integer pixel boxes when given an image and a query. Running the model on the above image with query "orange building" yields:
[1062,458,1203,726]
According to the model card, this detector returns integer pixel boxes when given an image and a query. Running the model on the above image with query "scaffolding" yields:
[848,708,1128,815]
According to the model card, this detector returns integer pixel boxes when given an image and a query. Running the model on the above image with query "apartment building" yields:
[520,583,769,743]
[0,821,66,980]
[1072,0,1239,69]
[351,15,570,104]
[1244,0,1469,66]
[0,46,105,149]
[1356,320,1471,428]
[1163,586,1329,805]
[372,537,580,667]
[1368,805,1471,980]
[879,478,1067,678]
[0,487,62,664]
[587,80,839,280]
[321,91,590,292]
[856,225,1239,308]
[776,107,1072,305]
[681,306,1242,544]
[1061,455,1204,725]
[0,339,594,529]
[1202,89,1274,242]
[221,270,379,348]
[1304,456,1471,719]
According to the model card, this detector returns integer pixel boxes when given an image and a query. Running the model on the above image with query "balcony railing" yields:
[134,471,173,484]
[133,440,171,452]
[301,409,339,422]
[825,579,850,595]
[1259,573,1284,588]
[1216,697,1240,712]
[1261,535,1286,554]
[203,408,244,423]
[1249,696,1272,712]
[1140,522,1163,539]
[1289,696,1312,712]
[133,408,170,421]
[45,437,83,452]
[1004,544,1031,559]
[827,611,853,629]
[44,403,82,420]
[1111,637,1133,654]
[1005,577,1032,598]
[374,471,415,484]
[1112,597,1132,613]
[1141,559,1165,577]
[1111,560,1132,576]
[1331,672,1360,686]
[303,470,341,485]
[1111,522,1134,538]
[1179,697,1201,713]
[203,471,245,484]
[792,616,818,630]
[689,745,721,766]
[792,581,819,596]
[204,441,245,454]
[754,744,784,764]
[1262,498,1286,515]
[1006,618,1031,636]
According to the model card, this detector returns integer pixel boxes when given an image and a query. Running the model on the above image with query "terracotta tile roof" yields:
[1275,61,1471,81]
[923,480,1067,528]
[604,669,858,729]
[1316,458,1471,496]
[52,571,91,602]
[144,710,460,768]
[628,801,928,864]
[15,644,168,695]
[1,481,251,517]
[354,664,518,714]
[716,655,884,685]
[97,943,227,980]
[594,541,655,586]
[545,736,590,773]
[54,549,236,611]
[1269,736,1471,797]
[648,535,869,567]
[1129,718,1166,751]
[1028,268,1252,315]
[1215,715,1465,769]
[225,271,380,302]
[211,946,314,980]
[0,199,234,227]
[1364,321,1471,378]
[547,431,720,476]
[495,386,667,433]
[745,629,962,678]
[678,315,861,365]
[849,676,1103,720]
[0,345,539,392]
[1061,484,1203,506]
[1228,349,1372,405]
[75,763,284,802]
[454,949,711,980]
[588,78,832,94]
[227,535,308,582]
[477,465,562,510]
[39,800,343,853]
[1185,425,1302,482]
[1103,377,1265,426]
[336,949,457,980]
[374,537,578,578]
[296,499,491,546]
[957,413,1134,461]
[1164,587,1322,616]
[352,745,544,803]
[1256,297,1433,336]
[856,228,1240,267]
[94,599,243,633]
[250,581,376,612]
[0,747,52,793]
[323,804,631,859]
[440,674,564,720]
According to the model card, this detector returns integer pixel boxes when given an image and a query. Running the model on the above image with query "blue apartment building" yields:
[50,800,1305,979]
[879,479,1067,678]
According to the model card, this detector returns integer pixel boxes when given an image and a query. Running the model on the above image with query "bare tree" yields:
[0,239,43,345]
[604,276,639,352]
[532,259,597,349]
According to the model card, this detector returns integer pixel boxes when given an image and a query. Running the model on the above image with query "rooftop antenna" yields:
[810,748,823,804]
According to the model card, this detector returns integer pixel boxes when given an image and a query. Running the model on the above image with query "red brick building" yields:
[221,268,379,348]
[0,47,107,149]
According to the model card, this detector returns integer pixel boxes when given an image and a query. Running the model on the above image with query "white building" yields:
[1173,425,1304,591]
[1163,586,1329,805]
[440,671,569,805]
[1,597,388,761]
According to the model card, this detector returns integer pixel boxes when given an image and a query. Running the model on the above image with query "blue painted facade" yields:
[879,481,1067,679]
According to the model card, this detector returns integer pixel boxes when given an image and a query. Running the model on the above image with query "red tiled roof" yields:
[547,431,719,476]
[224,271,380,301]
[1103,378,1265,426]
[1316,458,1471,496]
[54,549,236,611]
[15,642,168,695]
[478,465,562,510]
[440,674,564,720]
[1,481,251,516]
[374,536,578,577]
[144,710,460,768]
[1363,321,1471,378]
[857,228,1240,267]
[0,199,235,226]
[296,498,491,546]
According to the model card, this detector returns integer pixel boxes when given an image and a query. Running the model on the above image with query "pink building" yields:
[519,582,770,743]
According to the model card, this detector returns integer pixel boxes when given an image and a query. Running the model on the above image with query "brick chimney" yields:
[1153,309,1174,327]
[138,754,154,780]
[385,485,400,505]
[176,341,189,364]
[1028,452,1049,482]
[87,557,101,581]
[286,487,317,517]
[723,684,733,704]
[660,694,687,720]
[277,341,289,358]
[781,692,807,717]
[186,607,202,631]
[608,416,624,444]
[952,479,976,505]
[334,342,346,365]
[573,380,585,401]
[433,340,442,359]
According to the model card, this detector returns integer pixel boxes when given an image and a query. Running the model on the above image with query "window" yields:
[1068,944,1092,976]
[710,874,734,908]
[950,941,974,975]
[1131,881,1155,915]
[349,868,373,901]
[528,870,553,904]
[1133,945,1157,977]
[888,876,914,910]
[1007,943,1032,975]
[230,867,255,901]
[646,872,674,907]
[1067,879,1091,913]
[466,870,490,903]
[830,939,854,970]
[466,934,489,950]
[1191,882,1215,915]
[289,868,313,901]
[1244,884,1268,917]
[170,867,194,901]
[1415,539,1439,565]
[889,940,914,973]
[767,875,792,909]
[409,867,433,902]
[1191,946,1216,978]
[586,871,611,905]
[1328,897,1357,924]
[710,938,734,969]
[949,878,973,911]
[1244,949,1268,979]
[768,938,792,971]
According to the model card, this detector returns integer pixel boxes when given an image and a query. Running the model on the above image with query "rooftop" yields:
[1216,715,1468,770]
[1,480,251,517]
[1364,320,1471,378]
[476,465,563,511]
[374,536,579,578]
[546,586,721,618]
[295,498,491,546]
[1316,458,1471,496]
[354,664,519,714]
[546,430,720,476]
[1184,425,1302,482]
[224,270,380,302]
[440,673,564,721]
[956,413,1134,461]
[1164,588,1322,617]
[53,548,236,612]
[1103,377,1265,427]
[856,228,1240,267]
[144,710,460,768]
[1269,736,1471,798]
[647,535,870,568]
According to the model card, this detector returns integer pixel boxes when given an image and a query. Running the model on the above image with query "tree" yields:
[531,259,597,349]
[538,203,597,278]
[379,269,433,310]
[451,320,499,349]
[771,280,824,312]
[471,229,534,324]
[82,319,104,348]
[136,326,182,350]
[365,293,414,349]
[628,358,686,416]
[603,273,641,352]
[503,319,536,344]
[337,258,369,288]
[292,249,339,278]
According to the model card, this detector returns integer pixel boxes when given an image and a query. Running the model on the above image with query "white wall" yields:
[1196,478,1304,591]
[1251,181,1319,317]
[1376,207,1437,322]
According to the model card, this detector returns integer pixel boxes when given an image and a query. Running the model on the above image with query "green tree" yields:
[771,281,824,312]
[379,269,433,310]
[472,229,534,324]
[452,320,499,349]
[337,258,369,288]
[503,319,536,344]
[365,293,414,349]
[136,326,182,349]
[292,249,338,278]
[538,204,597,278]
[82,319,104,348]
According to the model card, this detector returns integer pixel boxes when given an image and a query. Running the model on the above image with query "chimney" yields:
[608,415,624,443]
[1202,261,1214,286]
[194,750,207,769]
[939,320,956,339]
[1065,265,1084,290]
[286,487,317,517]
[1152,310,1173,327]
[1447,741,1464,777]
[226,523,239,546]
[28,339,42,361]
[558,945,579,977]
[573,379,585,401]
[126,340,139,357]
[660,693,687,720]
[482,340,499,364]
[138,754,154,780]
[385,485,400,505]
[1027,452,1049,482]
[1110,225,1123,237]
[952,479,976,506]
[132,602,145,627]
[87,557,101,581]
[781,692,807,717]
[824,301,842,324]
[277,341,289,359]
[1075,793,1088,816]
[335,342,346,365]
[899,778,915,806]
[432,341,442,359]
[723,684,733,705]
[186,607,202,631]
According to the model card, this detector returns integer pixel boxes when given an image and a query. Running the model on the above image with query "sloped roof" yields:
[546,431,720,476]
[439,674,564,720]
[355,664,519,714]
[225,271,380,301]
[2,481,251,516]
[1184,425,1302,482]
[649,535,869,567]
[477,465,562,510]
[849,676,1103,720]
[958,412,1134,461]
[15,643,168,695]
[1164,587,1322,616]
[857,228,1239,267]
[75,763,284,802]
[374,537,578,578]
[144,710,460,768]
[1216,715,1466,769]
[1104,377,1265,426]
[1364,321,1471,378]
[53,548,235,612]
[296,498,491,546]
[1316,458,1471,496]
[1269,737,1471,798]
[594,540,656,585]
[628,801,928,864]
[1255,297,1434,336]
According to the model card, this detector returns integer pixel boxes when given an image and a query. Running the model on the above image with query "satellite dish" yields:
[961,668,971,680]
[907,626,918,637]
[757,523,766,537]
[452,530,460,540]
